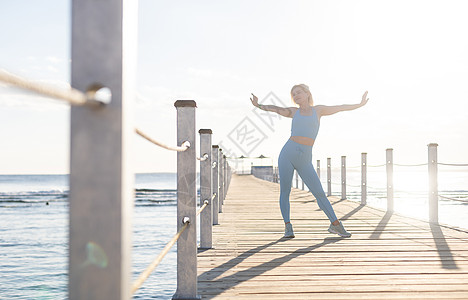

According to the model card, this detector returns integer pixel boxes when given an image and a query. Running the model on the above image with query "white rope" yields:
[438,162,468,167]
[135,128,190,152]
[367,164,386,168]
[394,163,427,167]
[196,200,209,217]
[0,69,103,107]
[131,218,190,293]
[439,195,468,203]
[346,183,362,188]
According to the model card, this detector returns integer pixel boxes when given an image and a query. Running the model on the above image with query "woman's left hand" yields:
[360,91,369,107]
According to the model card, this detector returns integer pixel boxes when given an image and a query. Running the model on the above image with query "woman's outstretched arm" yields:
[250,93,295,118]
[316,91,369,117]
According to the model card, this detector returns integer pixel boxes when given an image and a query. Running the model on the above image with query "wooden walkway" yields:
[197,174,468,299]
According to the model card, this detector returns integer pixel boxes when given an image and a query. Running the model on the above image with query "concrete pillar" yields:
[327,158,332,196]
[295,170,299,189]
[341,156,346,200]
[386,148,394,213]
[199,129,212,249]
[218,149,224,213]
[428,143,439,223]
[69,0,137,298]
[361,153,367,205]
[223,155,227,199]
[317,160,320,180]
[211,145,219,225]
[173,100,199,300]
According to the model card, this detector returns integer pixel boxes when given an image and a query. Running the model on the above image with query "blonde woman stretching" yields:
[250,84,369,238]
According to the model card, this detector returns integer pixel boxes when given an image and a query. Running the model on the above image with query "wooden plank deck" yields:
[197,174,468,299]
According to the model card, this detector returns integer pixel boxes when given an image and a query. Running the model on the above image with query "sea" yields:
[1,169,467,299]
[0,173,185,300]
[321,164,468,229]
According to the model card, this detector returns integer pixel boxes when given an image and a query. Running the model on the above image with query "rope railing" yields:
[196,200,209,217]
[131,217,190,294]
[346,183,362,188]
[5,3,232,297]
[0,69,106,107]
[438,162,468,167]
[197,193,216,217]
[394,163,427,167]
[135,128,190,152]
[439,195,468,203]
[131,123,231,297]
[312,145,467,224]
[345,182,384,191]
[367,163,386,168]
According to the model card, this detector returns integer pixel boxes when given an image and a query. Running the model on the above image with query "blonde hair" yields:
[290,84,313,106]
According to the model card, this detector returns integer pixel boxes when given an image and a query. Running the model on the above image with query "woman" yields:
[250,84,369,238]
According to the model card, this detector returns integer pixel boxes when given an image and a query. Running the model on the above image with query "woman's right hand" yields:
[250,93,259,107]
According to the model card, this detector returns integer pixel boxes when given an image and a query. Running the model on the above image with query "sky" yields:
[1,0,468,174]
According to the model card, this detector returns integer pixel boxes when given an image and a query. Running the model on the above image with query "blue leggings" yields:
[278,139,338,223]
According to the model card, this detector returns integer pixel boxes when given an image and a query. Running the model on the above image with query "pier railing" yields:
[273,144,467,224]
[131,101,231,299]
[1,70,232,299]
[1,1,232,299]
[1,74,232,299]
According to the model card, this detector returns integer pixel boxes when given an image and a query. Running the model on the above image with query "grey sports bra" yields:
[290,108,319,140]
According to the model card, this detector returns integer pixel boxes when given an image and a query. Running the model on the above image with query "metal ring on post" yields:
[196,200,210,217]
[181,141,191,149]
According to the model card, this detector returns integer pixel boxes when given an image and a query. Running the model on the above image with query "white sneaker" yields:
[284,223,295,238]
[328,221,351,237]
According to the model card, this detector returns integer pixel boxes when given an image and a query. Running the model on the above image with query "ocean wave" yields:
[0,188,179,205]
[0,190,68,196]
[0,190,68,204]
[135,188,177,192]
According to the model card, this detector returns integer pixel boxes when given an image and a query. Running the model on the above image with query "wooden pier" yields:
[198,174,468,299]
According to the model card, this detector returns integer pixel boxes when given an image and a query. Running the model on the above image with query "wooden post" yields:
[173,100,200,300]
[327,158,332,196]
[428,143,439,223]
[341,156,346,200]
[212,145,219,225]
[386,148,394,213]
[199,129,212,249]
[295,170,299,189]
[361,153,367,205]
[69,0,137,299]
[302,177,305,190]
[317,160,320,180]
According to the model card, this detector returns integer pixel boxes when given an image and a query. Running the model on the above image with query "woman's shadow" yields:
[198,236,344,297]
